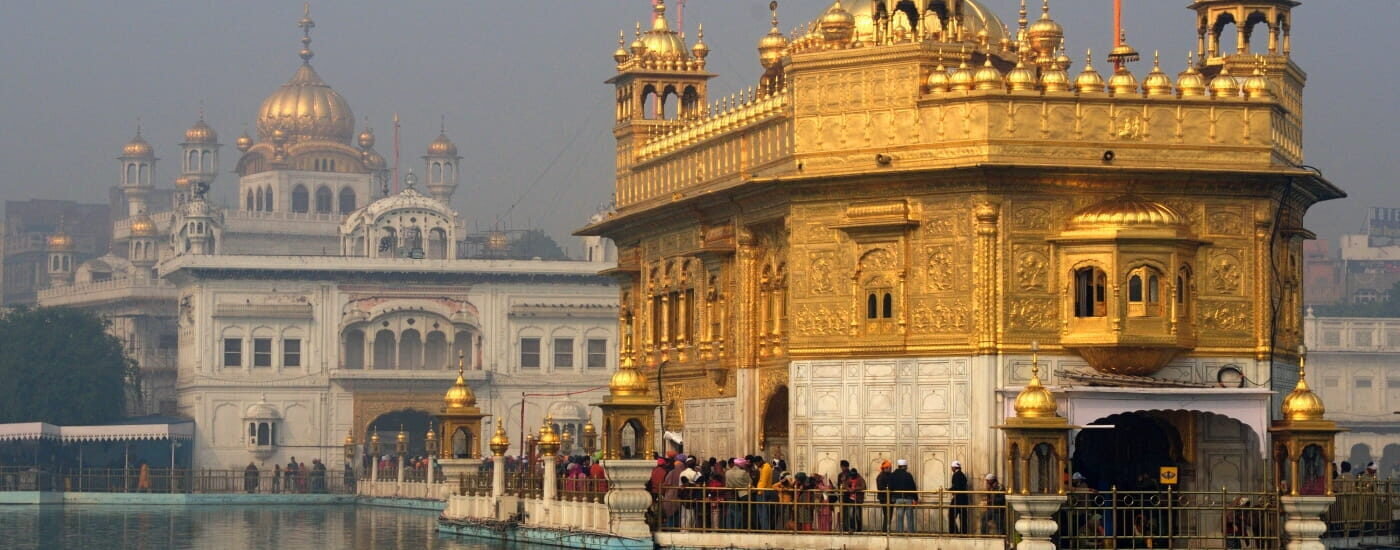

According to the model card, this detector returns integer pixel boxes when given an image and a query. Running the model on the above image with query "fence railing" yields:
[0,467,355,495]
[504,473,542,499]
[1326,478,1400,543]
[458,472,492,496]
[560,476,608,503]
[654,487,1011,537]
[1059,488,1280,549]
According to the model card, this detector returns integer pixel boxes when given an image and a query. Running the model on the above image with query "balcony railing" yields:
[1059,488,1281,549]
[0,467,353,495]
[1326,478,1400,544]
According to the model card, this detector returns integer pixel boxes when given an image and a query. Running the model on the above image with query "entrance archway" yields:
[761,386,788,459]
[1074,412,1182,491]
[1072,410,1264,492]
[365,409,434,458]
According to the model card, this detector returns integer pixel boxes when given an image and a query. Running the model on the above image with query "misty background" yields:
[0,1,1393,252]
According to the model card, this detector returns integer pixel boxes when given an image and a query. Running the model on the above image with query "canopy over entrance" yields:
[0,418,194,443]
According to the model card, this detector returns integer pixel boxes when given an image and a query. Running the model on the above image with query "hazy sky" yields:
[0,1,1394,251]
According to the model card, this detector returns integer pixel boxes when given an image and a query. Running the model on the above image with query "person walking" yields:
[272,464,282,493]
[981,474,1005,535]
[244,462,260,494]
[948,461,969,534]
[842,468,867,533]
[875,460,893,532]
[888,460,918,533]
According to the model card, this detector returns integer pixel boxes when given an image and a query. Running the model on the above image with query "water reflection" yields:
[1,504,525,550]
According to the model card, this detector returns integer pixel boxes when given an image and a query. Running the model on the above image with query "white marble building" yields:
[1304,311,1400,476]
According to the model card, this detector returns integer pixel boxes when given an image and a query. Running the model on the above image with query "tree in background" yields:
[510,229,568,260]
[0,307,137,424]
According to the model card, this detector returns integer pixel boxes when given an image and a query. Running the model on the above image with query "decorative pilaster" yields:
[1280,495,1332,550]
[602,459,655,539]
[973,202,1000,353]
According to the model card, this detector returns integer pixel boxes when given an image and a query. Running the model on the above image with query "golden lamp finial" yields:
[769,1,780,30]
[298,3,315,63]
[1282,344,1326,422]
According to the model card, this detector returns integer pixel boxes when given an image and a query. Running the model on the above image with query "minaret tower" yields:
[607,0,713,192]
[128,211,158,277]
[179,114,220,204]
[119,127,157,217]
[182,188,217,256]
[423,119,461,203]
[45,225,75,288]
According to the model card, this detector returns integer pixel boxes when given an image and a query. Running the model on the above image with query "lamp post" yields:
[582,421,597,456]
[489,425,510,498]
[343,430,356,475]
[424,424,439,485]
[369,428,381,483]
[395,426,408,485]
[561,431,573,456]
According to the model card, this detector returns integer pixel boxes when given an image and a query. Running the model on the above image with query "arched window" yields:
[425,331,448,369]
[428,228,447,259]
[1148,275,1160,304]
[431,162,442,184]
[343,329,364,369]
[188,150,198,172]
[1128,275,1143,302]
[126,163,136,185]
[264,186,274,212]
[399,329,422,370]
[291,185,309,213]
[882,293,894,319]
[443,163,454,184]
[246,190,255,211]
[373,329,396,369]
[1127,267,1164,317]
[1074,267,1108,318]
[201,150,211,172]
[338,187,356,214]
[314,186,333,213]
[867,293,878,319]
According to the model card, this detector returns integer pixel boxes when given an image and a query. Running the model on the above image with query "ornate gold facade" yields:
[580,0,1340,453]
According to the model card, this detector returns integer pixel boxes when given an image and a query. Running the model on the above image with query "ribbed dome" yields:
[427,133,457,157]
[235,131,254,152]
[47,232,74,252]
[927,63,951,93]
[1210,66,1240,98]
[1014,381,1058,418]
[1243,67,1271,99]
[122,132,155,159]
[1108,67,1140,96]
[1006,59,1038,91]
[443,371,476,410]
[129,214,158,237]
[1075,52,1106,94]
[1026,2,1064,57]
[1143,55,1175,97]
[1282,380,1325,422]
[949,59,975,91]
[819,1,856,44]
[256,63,355,144]
[973,57,1004,90]
[609,364,649,397]
[1069,197,1188,228]
[489,425,510,456]
[642,3,688,59]
[184,118,218,144]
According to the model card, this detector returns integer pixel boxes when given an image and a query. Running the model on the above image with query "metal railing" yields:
[504,473,542,499]
[654,487,1011,537]
[458,472,492,496]
[1325,478,1400,543]
[560,476,608,503]
[0,467,354,494]
[1059,488,1280,549]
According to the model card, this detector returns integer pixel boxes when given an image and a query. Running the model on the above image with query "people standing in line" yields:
[875,460,893,532]
[814,473,835,532]
[982,473,1005,535]
[244,462,259,493]
[888,459,918,533]
[948,460,969,534]
[312,459,327,493]
[724,457,752,529]
[679,458,701,530]
[842,467,867,533]
[661,460,683,528]
[285,458,298,494]
[754,456,774,530]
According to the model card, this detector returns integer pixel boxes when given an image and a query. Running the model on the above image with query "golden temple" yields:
[580,0,1341,490]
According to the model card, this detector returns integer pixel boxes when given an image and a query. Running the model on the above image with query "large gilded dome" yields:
[826,0,1007,45]
[256,63,355,144]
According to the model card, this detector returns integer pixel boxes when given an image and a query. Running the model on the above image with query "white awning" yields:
[0,422,193,443]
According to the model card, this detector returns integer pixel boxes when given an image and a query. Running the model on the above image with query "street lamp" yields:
[561,431,573,456]
[343,430,356,464]
[582,421,597,456]
[395,426,408,457]
[424,423,439,458]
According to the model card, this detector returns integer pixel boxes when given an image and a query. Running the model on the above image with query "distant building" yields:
[1,199,110,306]
[1304,311,1400,476]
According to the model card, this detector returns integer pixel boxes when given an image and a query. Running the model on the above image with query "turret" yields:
[128,211,158,276]
[179,115,220,204]
[45,228,75,288]
[423,121,461,203]
[119,127,157,217]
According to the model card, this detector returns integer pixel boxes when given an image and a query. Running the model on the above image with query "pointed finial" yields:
[1043,0,1050,15]
[440,115,446,135]
[1154,50,1160,67]
[457,350,465,375]
[769,1,780,29]
[298,3,315,63]
[1298,344,1307,379]
[697,24,704,40]
[135,118,143,138]
[1030,340,1041,379]
[1018,0,1028,29]
[618,30,625,47]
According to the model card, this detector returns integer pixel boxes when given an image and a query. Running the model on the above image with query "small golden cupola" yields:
[818,1,855,46]
[1041,54,1072,93]
[185,118,218,145]
[235,131,254,153]
[46,231,74,253]
[1281,346,1325,422]
[1142,52,1175,97]
[1177,53,1208,97]
[1210,65,1240,98]
[1242,58,1272,100]
[129,212,158,238]
[1108,65,1139,97]
[1075,50,1106,94]
[691,25,710,60]
[443,356,476,411]
[1026,0,1064,68]
[122,130,155,159]
[973,56,1005,91]
[949,56,976,92]
[1006,57,1038,92]
[927,62,951,93]
[1013,342,1058,418]
[1054,196,1204,377]
[427,132,457,157]
[757,2,788,69]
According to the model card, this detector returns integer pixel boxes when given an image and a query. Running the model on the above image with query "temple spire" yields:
[298,3,315,63]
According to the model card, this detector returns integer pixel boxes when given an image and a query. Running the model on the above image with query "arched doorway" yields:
[761,386,789,459]
[365,409,434,459]
[1348,443,1373,472]
[1073,412,1184,491]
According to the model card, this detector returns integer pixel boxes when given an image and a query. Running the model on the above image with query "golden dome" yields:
[609,363,649,398]
[1069,196,1188,229]
[358,127,375,149]
[1108,67,1140,97]
[757,2,788,70]
[614,31,631,63]
[1074,51,1106,94]
[1142,53,1174,97]
[1006,58,1038,91]
[819,1,856,44]
[129,213,158,238]
[174,175,191,190]
[122,130,155,159]
[642,2,688,59]
[1282,350,1325,421]
[1013,344,1058,418]
[489,424,510,457]
[1041,58,1072,92]
[427,132,458,157]
[927,63,951,93]
[948,58,975,91]
[1243,65,1271,100]
[257,62,355,144]
[1177,55,1207,98]
[184,118,218,144]
[691,25,710,59]
[1056,51,1073,71]
[973,57,1004,91]
[629,24,647,57]
[1107,31,1141,65]
[1026,1,1063,58]
[443,354,476,410]
[1209,66,1240,98]
[46,232,74,253]
[235,131,254,152]
[831,0,1008,47]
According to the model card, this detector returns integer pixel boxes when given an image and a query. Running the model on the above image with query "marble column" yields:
[1281,495,1334,550]
[1006,494,1066,550]
[492,457,505,498]
[603,459,654,539]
